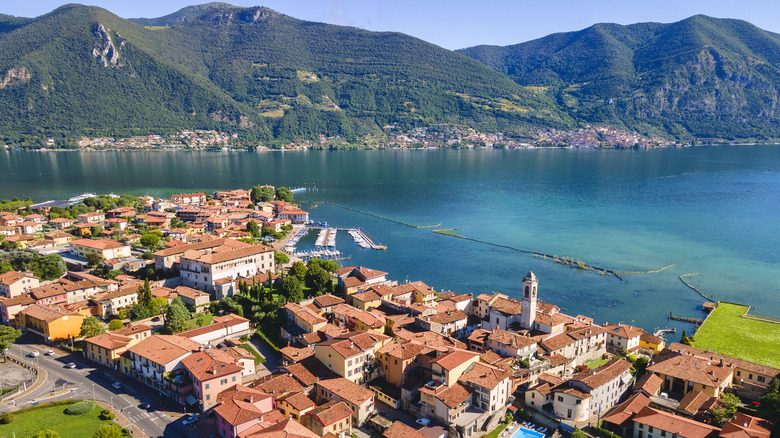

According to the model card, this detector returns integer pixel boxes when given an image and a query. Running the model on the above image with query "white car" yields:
[416,418,431,426]
[65,362,76,369]
[27,350,39,358]
[111,382,121,389]
[44,350,55,356]
[182,415,198,426]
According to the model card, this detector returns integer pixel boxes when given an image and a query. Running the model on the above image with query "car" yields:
[27,350,39,358]
[182,415,198,426]
[111,382,121,389]
[141,402,151,409]
[751,401,761,407]
[151,316,161,322]
[416,418,431,426]
[65,362,76,369]
[44,349,55,356]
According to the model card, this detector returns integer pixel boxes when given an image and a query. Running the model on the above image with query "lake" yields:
[2,146,779,334]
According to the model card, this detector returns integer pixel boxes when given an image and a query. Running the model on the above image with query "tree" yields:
[91,424,126,438]
[85,253,103,268]
[571,428,587,438]
[164,297,190,334]
[250,185,274,204]
[680,330,695,346]
[35,254,66,280]
[274,251,290,265]
[0,325,22,362]
[91,225,103,236]
[32,430,60,438]
[79,317,106,338]
[246,220,261,238]
[137,279,152,309]
[108,320,124,331]
[281,275,303,303]
[275,187,293,202]
[304,263,331,294]
[289,261,307,281]
[128,302,150,321]
[711,392,740,426]
[149,297,169,316]
[634,356,649,377]
[139,233,160,250]
[758,391,780,425]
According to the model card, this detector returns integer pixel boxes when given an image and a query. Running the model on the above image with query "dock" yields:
[349,228,387,250]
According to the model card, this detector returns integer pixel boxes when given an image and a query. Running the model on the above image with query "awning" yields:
[185,395,198,406]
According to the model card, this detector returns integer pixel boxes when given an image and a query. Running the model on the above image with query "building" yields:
[177,313,252,346]
[84,324,152,368]
[70,239,131,261]
[646,351,734,398]
[177,242,275,293]
[277,210,309,224]
[214,384,276,438]
[173,286,211,312]
[77,212,105,224]
[314,331,390,384]
[302,400,353,437]
[18,304,86,343]
[457,362,512,414]
[277,391,316,421]
[484,329,537,358]
[539,325,607,368]
[0,271,39,298]
[94,284,139,317]
[602,323,644,353]
[123,335,201,394]
[316,377,376,426]
[376,341,435,386]
[182,350,244,411]
[0,294,36,324]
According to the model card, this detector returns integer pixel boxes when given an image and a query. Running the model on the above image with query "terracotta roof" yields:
[378,341,433,361]
[647,353,734,388]
[257,374,304,396]
[602,393,651,429]
[632,373,663,396]
[99,284,139,301]
[436,383,473,409]
[602,323,645,339]
[570,358,632,390]
[479,351,502,365]
[30,283,68,300]
[541,354,569,367]
[490,297,524,316]
[667,342,780,378]
[85,332,132,351]
[70,238,126,250]
[182,350,243,382]
[278,391,316,413]
[423,309,467,325]
[678,390,717,417]
[242,418,319,438]
[152,238,244,257]
[487,329,537,349]
[721,413,772,438]
[305,400,353,426]
[540,325,606,352]
[317,377,374,405]
[384,421,429,438]
[0,271,36,285]
[431,350,480,371]
[282,357,333,386]
[0,294,36,306]
[185,244,273,265]
[467,329,490,344]
[633,406,720,438]
[458,362,510,390]
[127,335,200,366]
[20,304,80,322]
[351,290,383,303]
[313,294,345,309]
[394,329,466,349]
[214,384,274,426]
[173,286,210,300]
[640,332,665,345]
[177,313,249,339]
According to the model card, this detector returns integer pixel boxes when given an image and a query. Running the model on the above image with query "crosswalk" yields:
[124,410,170,426]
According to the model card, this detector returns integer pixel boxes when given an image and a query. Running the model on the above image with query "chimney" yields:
[249,395,253,403]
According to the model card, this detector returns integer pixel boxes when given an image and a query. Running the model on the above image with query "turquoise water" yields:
[1,146,779,333]
[511,427,546,438]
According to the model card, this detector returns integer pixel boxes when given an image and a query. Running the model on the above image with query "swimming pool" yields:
[510,426,546,438]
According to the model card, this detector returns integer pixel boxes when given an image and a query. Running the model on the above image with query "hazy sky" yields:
[3,1,780,50]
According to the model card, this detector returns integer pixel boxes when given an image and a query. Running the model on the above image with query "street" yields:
[2,336,185,438]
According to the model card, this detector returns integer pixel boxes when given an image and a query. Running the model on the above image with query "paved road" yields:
[3,336,186,438]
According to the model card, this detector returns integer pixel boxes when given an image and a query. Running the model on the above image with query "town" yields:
[0,187,776,438]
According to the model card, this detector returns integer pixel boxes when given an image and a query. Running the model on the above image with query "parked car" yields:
[182,415,198,426]
[141,402,151,409]
[416,418,431,426]
[44,349,55,356]
[27,350,39,358]
[65,362,76,368]
[111,382,121,389]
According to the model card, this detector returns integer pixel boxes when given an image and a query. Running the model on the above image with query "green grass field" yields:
[0,400,120,438]
[694,303,780,369]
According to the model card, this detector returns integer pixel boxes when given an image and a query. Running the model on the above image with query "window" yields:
[232,376,236,382]
[576,400,581,405]
[737,370,741,376]
[205,383,210,389]
[758,376,766,383]
[558,396,563,402]
[206,394,210,400]
[648,427,653,433]
[661,432,666,437]
[749,374,754,379]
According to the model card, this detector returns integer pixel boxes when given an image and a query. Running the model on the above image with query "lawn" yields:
[0,400,120,438]
[585,358,610,369]
[183,312,213,330]
[694,303,780,369]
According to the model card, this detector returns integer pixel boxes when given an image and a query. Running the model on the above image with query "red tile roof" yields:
[317,377,374,405]
[633,406,720,438]
[305,400,353,426]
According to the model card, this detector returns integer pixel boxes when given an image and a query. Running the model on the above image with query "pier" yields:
[307,225,387,250]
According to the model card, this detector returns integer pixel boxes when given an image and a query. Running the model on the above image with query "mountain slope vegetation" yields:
[459,15,780,139]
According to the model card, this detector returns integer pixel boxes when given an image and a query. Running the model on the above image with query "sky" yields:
[3,0,780,50]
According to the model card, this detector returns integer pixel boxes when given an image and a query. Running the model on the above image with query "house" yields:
[337,266,389,296]
[311,294,346,314]
[350,289,385,311]
[539,325,607,368]
[0,271,40,298]
[316,377,376,426]
[107,207,136,218]
[646,351,734,398]
[457,362,512,414]
[484,329,537,358]
[17,221,42,234]
[70,239,131,261]
[302,400,353,437]
[239,419,318,438]
[84,324,152,368]
[182,349,244,411]
[416,309,469,338]
[314,331,390,384]
[638,332,666,356]
[30,283,69,306]
[284,303,328,339]
[43,231,73,246]
[277,210,309,224]
[631,406,720,438]
[602,323,644,353]
[94,284,139,317]
[0,294,36,324]
[177,314,252,346]
[48,217,75,229]
[419,382,473,428]
[177,241,275,293]
[18,304,86,343]
[77,212,105,224]
[173,286,211,312]
[123,335,201,394]
[171,192,207,206]
[431,350,481,386]
[383,421,428,438]
[376,341,435,387]
[214,384,276,438]
[277,391,316,422]
[601,393,652,437]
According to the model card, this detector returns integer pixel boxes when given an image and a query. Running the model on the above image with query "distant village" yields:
[3,124,682,152]
[0,187,776,438]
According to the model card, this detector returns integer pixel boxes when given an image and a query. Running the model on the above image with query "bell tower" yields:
[520,271,538,329]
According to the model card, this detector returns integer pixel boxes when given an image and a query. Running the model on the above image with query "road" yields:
[2,336,186,438]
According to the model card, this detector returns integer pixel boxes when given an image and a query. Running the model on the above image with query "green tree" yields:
[281,275,303,303]
[289,261,307,281]
[139,233,160,250]
[711,392,740,426]
[85,252,103,268]
[275,187,293,202]
[304,263,331,294]
[128,302,151,321]
[91,424,126,438]
[680,330,695,346]
[246,220,261,238]
[137,279,153,309]
[91,225,103,236]
[149,297,169,316]
[164,297,191,334]
[108,320,124,331]
[35,254,66,280]
[250,185,275,204]
[634,356,649,377]
[0,325,22,362]
[571,428,587,438]
[758,391,780,425]
[79,316,106,338]
[32,430,61,438]
[274,251,290,265]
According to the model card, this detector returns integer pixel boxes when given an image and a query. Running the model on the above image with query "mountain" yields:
[458,15,780,140]
[0,3,572,145]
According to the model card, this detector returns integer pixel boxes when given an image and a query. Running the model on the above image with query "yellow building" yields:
[70,238,132,261]
[639,332,666,355]
[84,324,152,368]
[277,391,317,421]
[18,304,85,343]
[430,350,481,386]
[302,400,353,437]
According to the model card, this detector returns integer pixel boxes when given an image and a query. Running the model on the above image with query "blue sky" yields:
[3,1,780,50]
